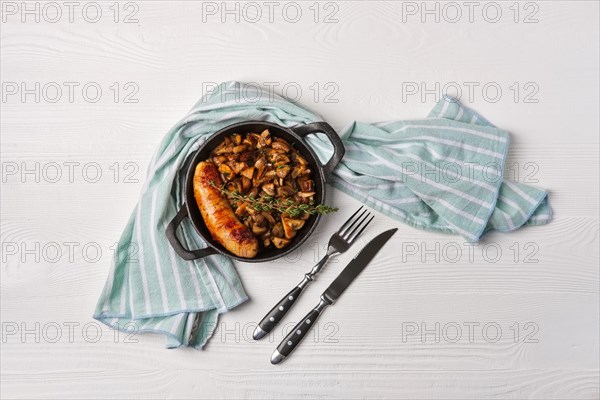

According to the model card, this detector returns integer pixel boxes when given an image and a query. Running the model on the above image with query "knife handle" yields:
[253,285,304,340]
[271,296,331,364]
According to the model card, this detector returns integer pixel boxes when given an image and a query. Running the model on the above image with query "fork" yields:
[253,206,374,340]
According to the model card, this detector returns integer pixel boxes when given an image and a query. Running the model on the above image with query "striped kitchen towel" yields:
[94,82,551,349]
[319,96,553,241]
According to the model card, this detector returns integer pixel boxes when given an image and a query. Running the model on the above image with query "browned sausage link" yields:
[193,161,259,258]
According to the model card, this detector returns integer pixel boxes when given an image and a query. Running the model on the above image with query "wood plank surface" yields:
[1,1,598,399]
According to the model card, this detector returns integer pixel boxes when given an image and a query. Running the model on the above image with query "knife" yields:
[270,228,397,364]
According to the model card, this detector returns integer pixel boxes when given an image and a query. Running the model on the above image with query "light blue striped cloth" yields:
[94,81,552,348]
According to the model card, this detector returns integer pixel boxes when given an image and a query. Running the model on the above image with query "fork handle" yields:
[253,285,305,340]
[253,253,332,341]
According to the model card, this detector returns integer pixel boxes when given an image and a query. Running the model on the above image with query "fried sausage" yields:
[193,161,259,258]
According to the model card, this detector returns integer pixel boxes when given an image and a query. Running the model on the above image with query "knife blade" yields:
[270,228,397,364]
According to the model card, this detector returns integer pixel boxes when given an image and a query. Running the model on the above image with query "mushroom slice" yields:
[253,213,266,226]
[273,154,291,164]
[291,165,306,179]
[243,135,257,147]
[262,183,276,196]
[242,177,252,192]
[252,224,268,236]
[231,161,246,174]
[272,237,291,249]
[213,142,225,153]
[277,185,296,197]
[241,166,255,180]
[255,157,267,178]
[218,163,233,177]
[294,154,309,166]
[239,151,253,163]
[276,165,290,179]
[285,176,299,190]
[298,179,314,192]
[215,144,234,155]
[212,156,227,166]
[282,216,306,239]
[247,187,259,199]
[297,191,316,198]
[252,176,264,188]
[233,145,247,154]
[247,206,258,216]
[272,222,285,238]
[258,129,272,147]
[261,129,272,142]
[235,202,248,217]
[226,180,242,194]
[263,170,277,182]
[272,141,291,153]
[261,211,276,225]
[298,211,310,221]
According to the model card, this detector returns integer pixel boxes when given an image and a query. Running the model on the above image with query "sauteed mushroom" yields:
[208,129,317,251]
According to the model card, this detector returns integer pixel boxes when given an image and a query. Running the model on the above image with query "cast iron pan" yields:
[166,121,345,263]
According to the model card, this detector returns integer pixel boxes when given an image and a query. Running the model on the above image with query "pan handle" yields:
[292,122,345,182]
[166,206,219,261]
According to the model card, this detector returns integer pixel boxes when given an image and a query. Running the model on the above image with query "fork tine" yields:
[343,211,371,240]
[339,208,368,237]
[337,206,364,236]
[347,214,374,243]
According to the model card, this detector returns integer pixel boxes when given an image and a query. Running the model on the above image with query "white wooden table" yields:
[1,1,599,398]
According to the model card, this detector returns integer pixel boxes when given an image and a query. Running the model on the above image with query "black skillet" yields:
[166,121,345,263]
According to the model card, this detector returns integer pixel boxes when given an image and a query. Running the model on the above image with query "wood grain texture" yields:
[1,1,598,399]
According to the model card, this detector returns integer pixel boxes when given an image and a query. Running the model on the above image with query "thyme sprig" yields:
[209,181,338,218]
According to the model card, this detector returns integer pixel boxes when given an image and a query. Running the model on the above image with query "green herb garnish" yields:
[209,181,338,218]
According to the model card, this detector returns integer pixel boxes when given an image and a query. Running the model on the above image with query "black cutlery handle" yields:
[253,286,303,340]
[271,297,330,364]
